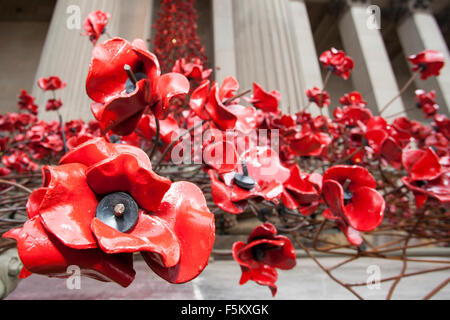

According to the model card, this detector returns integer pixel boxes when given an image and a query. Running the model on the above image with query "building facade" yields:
[1,0,449,122]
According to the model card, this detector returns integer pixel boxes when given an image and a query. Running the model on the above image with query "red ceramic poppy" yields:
[189,77,239,130]
[3,138,215,286]
[322,165,385,246]
[339,91,367,107]
[208,146,290,214]
[172,57,212,81]
[306,87,330,108]
[246,82,281,113]
[364,116,403,169]
[408,50,445,80]
[17,90,38,115]
[402,147,442,182]
[232,222,296,296]
[45,99,63,112]
[320,48,354,80]
[281,165,322,216]
[37,76,66,91]
[434,114,450,140]
[334,105,373,126]
[402,172,450,209]
[86,38,189,135]
[415,89,439,118]
[82,10,110,44]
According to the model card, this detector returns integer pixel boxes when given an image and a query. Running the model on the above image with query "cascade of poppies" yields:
[152,0,208,73]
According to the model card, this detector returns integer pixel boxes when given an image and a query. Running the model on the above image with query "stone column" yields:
[212,0,237,84]
[231,0,324,116]
[397,1,450,117]
[289,0,324,113]
[32,0,153,122]
[338,0,405,117]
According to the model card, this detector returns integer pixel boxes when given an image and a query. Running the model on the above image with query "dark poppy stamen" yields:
[234,160,256,190]
[96,192,139,233]
[342,179,353,205]
[124,64,147,93]
[251,245,266,261]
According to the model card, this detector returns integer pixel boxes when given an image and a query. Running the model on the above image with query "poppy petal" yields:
[86,153,171,212]
[39,164,98,249]
[142,182,215,283]
[91,212,180,268]
[3,216,136,287]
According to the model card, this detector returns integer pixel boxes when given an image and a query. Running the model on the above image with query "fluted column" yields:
[32,0,153,122]
[397,1,450,117]
[338,0,405,117]
[212,0,237,84]
[231,0,323,116]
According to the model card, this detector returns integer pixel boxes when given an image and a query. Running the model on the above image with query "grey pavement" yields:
[5,257,450,300]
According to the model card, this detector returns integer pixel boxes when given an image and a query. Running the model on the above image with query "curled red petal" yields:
[203,140,238,174]
[248,222,278,241]
[3,216,136,287]
[154,72,190,118]
[26,187,47,219]
[218,76,239,101]
[344,186,385,232]
[322,180,346,220]
[91,211,180,268]
[189,80,210,120]
[39,164,98,249]
[323,165,376,191]
[86,153,171,212]
[208,170,246,214]
[142,181,215,283]
[241,264,278,297]
[205,83,237,130]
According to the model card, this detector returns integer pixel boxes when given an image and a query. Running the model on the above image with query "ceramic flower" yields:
[306,87,330,108]
[322,165,385,246]
[87,38,189,135]
[319,48,354,80]
[401,147,449,208]
[37,76,66,91]
[408,50,445,80]
[208,145,290,214]
[232,223,296,296]
[3,138,215,286]
[415,89,439,118]
[172,57,212,81]
[339,91,367,108]
[82,10,110,44]
[281,164,322,216]
[17,90,38,115]
[246,82,281,113]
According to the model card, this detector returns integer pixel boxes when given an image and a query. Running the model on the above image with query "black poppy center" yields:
[96,192,139,233]
[124,64,147,93]
[342,179,353,205]
[251,245,266,261]
[234,160,256,190]
[418,63,428,71]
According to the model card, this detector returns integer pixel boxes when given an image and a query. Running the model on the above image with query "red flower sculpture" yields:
[320,48,354,80]
[408,50,445,80]
[2,150,38,173]
[45,99,63,112]
[172,57,212,81]
[208,145,290,214]
[82,10,110,44]
[401,147,449,208]
[232,222,296,296]
[3,138,215,286]
[246,82,281,113]
[339,91,367,107]
[281,165,322,216]
[87,38,189,135]
[415,89,439,118]
[18,90,38,115]
[37,76,66,91]
[306,87,330,108]
[322,165,385,246]
[189,77,240,130]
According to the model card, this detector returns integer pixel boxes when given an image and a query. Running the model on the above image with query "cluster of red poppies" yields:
[2,9,449,297]
[152,0,208,73]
